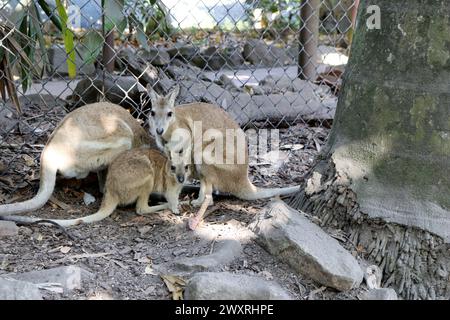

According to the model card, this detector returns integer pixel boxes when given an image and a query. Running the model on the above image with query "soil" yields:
[0,97,364,300]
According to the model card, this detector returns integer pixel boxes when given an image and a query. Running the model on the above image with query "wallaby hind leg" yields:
[191,180,213,207]
[135,187,154,214]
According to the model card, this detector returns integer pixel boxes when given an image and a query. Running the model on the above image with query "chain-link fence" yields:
[0,0,357,202]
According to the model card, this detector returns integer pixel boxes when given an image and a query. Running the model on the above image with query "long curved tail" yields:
[0,193,119,227]
[236,180,300,201]
[0,148,57,216]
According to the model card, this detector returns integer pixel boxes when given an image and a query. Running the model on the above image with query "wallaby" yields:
[146,85,300,210]
[0,102,155,216]
[1,147,191,227]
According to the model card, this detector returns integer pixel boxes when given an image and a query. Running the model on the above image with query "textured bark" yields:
[290,0,450,299]
[329,0,450,240]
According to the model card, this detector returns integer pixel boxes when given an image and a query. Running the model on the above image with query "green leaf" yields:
[55,0,76,78]
[136,26,150,49]
[36,0,63,31]
[82,31,103,65]
[30,2,50,76]
[104,0,125,33]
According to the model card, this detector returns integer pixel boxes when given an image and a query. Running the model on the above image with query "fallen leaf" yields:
[161,275,186,300]
[144,265,157,275]
[22,154,35,167]
[60,246,71,254]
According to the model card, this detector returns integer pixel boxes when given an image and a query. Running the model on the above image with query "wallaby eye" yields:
[170,165,176,172]
[185,165,189,170]
[150,111,155,117]
[167,111,173,117]
[179,148,183,155]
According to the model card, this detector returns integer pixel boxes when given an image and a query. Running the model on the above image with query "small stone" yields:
[8,265,93,292]
[360,288,398,300]
[0,278,43,300]
[184,272,292,300]
[0,221,19,238]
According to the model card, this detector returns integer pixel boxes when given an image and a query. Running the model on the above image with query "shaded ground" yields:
[0,97,364,300]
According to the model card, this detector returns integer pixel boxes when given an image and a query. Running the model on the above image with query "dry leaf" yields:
[161,275,186,300]
[144,265,157,275]
[22,154,35,167]
[60,246,71,254]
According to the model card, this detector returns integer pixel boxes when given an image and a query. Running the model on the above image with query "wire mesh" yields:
[0,0,356,201]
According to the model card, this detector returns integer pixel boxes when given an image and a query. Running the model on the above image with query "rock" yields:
[139,47,171,66]
[0,278,43,300]
[184,272,292,300]
[243,39,294,67]
[66,75,143,111]
[249,200,363,291]
[0,221,19,238]
[363,265,382,289]
[174,240,242,272]
[167,44,199,62]
[48,44,95,76]
[190,46,244,70]
[8,265,94,292]
[360,288,398,300]
[178,79,336,125]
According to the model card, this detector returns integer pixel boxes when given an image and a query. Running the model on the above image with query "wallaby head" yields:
[164,136,191,184]
[146,84,180,138]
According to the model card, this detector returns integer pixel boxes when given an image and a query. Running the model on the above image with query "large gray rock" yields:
[249,200,363,291]
[360,288,398,300]
[0,278,43,300]
[139,47,171,66]
[243,39,294,67]
[48,44,96,76]
[174,240,242,272]
[177,79,336,125]
[8,265,93,292]
[191,46,244,70]
[184,272,292,300]
[0,221,19,238]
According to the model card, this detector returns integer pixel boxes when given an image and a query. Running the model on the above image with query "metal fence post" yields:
[298,0,320,80]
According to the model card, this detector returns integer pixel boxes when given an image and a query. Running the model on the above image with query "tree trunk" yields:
[290,0,450,299]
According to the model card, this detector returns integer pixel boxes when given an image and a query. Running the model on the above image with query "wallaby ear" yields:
[147,83,160,101]
[166,85,180,105]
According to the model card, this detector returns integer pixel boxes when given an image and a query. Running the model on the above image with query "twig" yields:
[54,251,113,264]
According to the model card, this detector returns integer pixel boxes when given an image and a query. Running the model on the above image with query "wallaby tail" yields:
[0,148,57,216]
[0,192,119,227]
[236,180,300,201]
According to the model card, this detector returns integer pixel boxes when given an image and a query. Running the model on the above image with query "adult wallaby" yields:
[146,85,300,209]
[1,147,191,227]
[0,102,155,216]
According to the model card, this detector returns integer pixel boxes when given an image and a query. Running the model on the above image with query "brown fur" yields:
[0,102,155,215]
[1,148,190,227]
[148,86,299,208]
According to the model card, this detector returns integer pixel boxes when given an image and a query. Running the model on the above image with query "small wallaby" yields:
[146,85,300,210]
[1,147,191,227]
[0,102,155,216]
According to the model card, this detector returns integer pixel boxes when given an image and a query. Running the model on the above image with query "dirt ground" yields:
[0,97,363,300]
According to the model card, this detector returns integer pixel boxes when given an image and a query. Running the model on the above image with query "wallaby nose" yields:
[177,175,185,183]
[156,128,164,135]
